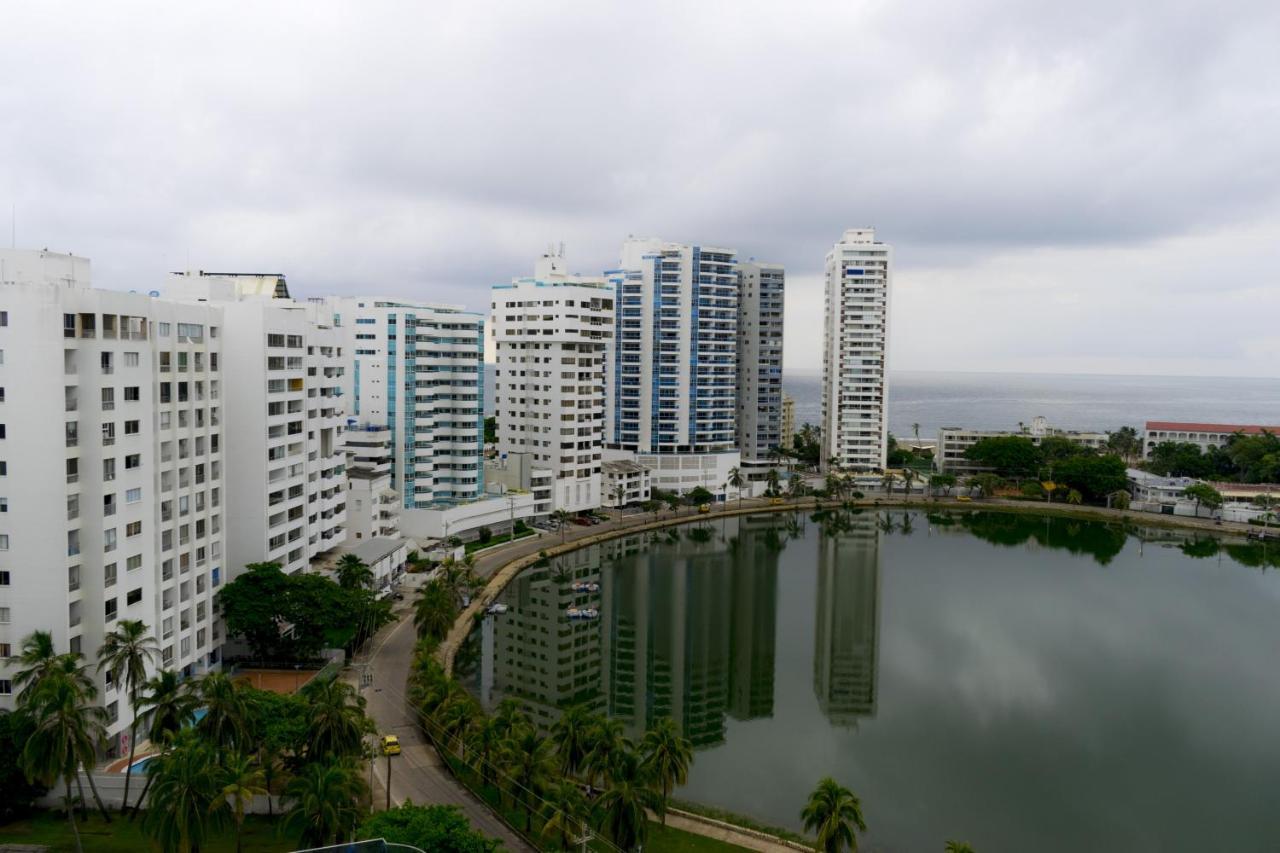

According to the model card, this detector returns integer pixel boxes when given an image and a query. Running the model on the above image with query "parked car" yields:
[698,503,711,514]
[572,517,592,526]
[380,735,401,755]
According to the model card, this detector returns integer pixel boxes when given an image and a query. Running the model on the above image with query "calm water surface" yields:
[462,510,1280,852]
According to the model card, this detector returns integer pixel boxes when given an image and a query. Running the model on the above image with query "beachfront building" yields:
[165,272,348,579]
[0,250,226,753]
[490,250,614,513]
[780,394,796,451]
[325,297,486,535]
[736,261,785,462]
[1142,421,1280,459]
[605,238,741,497]
[602,459,652,507]
[936,416,1109,475]
[821,228,891,472]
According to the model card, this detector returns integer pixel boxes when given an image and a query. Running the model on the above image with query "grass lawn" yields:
[646,823,752,853]
[463,528,536,554]
[0,811,299,852]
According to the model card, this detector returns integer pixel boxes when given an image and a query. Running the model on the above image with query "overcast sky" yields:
[4,1,1279,376]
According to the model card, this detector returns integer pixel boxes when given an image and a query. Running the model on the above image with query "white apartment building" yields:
[490,251,614,514]
[821,228,891,472]
[736,261,785,462]
[0,250,225,753]
[1142,421,1280,459]
[165,273,347,578]
[344,424,400,541]
[605,238,741,496]
[936,416,1109,475]
[325,297,485,532]
[602,460,651,507]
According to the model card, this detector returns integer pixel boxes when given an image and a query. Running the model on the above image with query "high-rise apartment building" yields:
[165,273,348,578]
[605,238,741,495]
[821,228,891,472]
[736,261,785,461]
[0,251,226,752]
[326,297,485,521]
[490,251,614,513]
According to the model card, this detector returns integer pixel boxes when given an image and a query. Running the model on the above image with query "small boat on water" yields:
[486,603,509,615]
[571,581,600,593]
[566,607,599,620]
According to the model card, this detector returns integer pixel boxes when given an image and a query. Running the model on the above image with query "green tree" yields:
[801,777,867,853]
[685,486,714,506]
[881,471,896,497]
[283,758,368,847]
[727,467,746,507]
[1146,441,1213,478]
[414,580,458,642]
[131,669,200,818]
[335,554,374,590]
[614,484,627,509]
[243,689,309,817]
[216,562,293,659]
[217,752,266,853]
[596,749,661,852]
[194,672,250,755]
[964,436,1042,477]
[945,843,977,853]
[929,473,957,497]
[553,509,572,542]
[359,803,499,853]
[765,468,781,497]
[1066,489,1083,505]
[788,475,809,499]
[540,780,590,851]
[12,630,60,703]
[584,717,632,790]
[1106,426,1140,462]
[484,416,497,444]
[141,731,227,853]
[639,717,693,825]
[500,726,557,831]
[0,710,45,823]
[467,716,506,787]
[1184,483,1224,518]
[438,692,481,761]
[966,473,1004,498]
[302,677,370,761]
[1053,454,1128,503]
[550,704,595,779]
[900,468,917,501]
[97,619,158,812]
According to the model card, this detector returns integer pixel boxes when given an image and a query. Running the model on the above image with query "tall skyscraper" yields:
[326,297,486,515]
[0,250,226,751]
[165,272,348,578]
[605,238,742,495]
[821,228,891,472]
[736,261,785,462]
[490,250,614,513]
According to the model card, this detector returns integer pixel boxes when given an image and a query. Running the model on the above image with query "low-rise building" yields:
[780,394,795,451]
[602,460,652,507]
[1142,421,1280,459]
[937,416,1108,475]
[485,452,553,517]
[319,536,407,595]
[1127,468,1199,505]
[344,424,399,541]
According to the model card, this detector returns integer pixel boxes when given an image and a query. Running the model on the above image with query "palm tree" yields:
[540,780,589,851]
[944,842,977,853]
[550,704,595,779]
[765,468,781,497]
[194,672,249,755]
[912,422,921,446]
[19,670,112,850]
[131,670,199,818]
[901,468,917,502]
[596,749,662,852]
[501,726,557,831]
[801,777,867,853]
[490,698,530,739]
[727,467,746,508]
[824,474,844,502]
[97,619,158,812]
[553,509,572,542]
[881,472,896,498]
[438,692,480,760]
[13,630,60,703]
[335,554,374,590]
[303,678,369,761]
[413,580,457,642]
[585,717,632,790]
[140,730,227,852]
[639,717,693,825]
[467,715,505,787]
[1066,489,1083,505]
[217,752,266,853]
[614,484,627,509]
[283,757,368,847]
[788,476,809,500]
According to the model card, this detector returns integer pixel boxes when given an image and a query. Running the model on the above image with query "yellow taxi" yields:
[698,503,711,514]
[769,497,784,505]
[380,735,401,756]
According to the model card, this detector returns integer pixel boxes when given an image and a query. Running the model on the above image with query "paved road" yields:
[360,594,534,852]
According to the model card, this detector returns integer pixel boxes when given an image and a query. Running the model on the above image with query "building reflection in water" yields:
[812,510,882,726]
[480,516,783,750]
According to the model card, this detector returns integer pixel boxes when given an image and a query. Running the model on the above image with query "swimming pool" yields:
[127,708,208,775]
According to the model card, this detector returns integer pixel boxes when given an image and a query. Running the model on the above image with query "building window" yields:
[0,461,6,475]
[0,497,7,512]
[0,680,11,696]
[158,322,170,336]
[103,458,116,481]
[0,534,8,550]
[0,643,10,658]
[126,521,142,537]
[104,599,118,622]
[0,607,10,623]
[127,554,142,571]
[104,529,117,552]
[126,588,142,606]
[125,454,141,470]
[0,570,9,585]
[124,386,140,402]
[124,352,139,367]
[0,311,7,326]
[104,563,117,587]
[126,487,142,503]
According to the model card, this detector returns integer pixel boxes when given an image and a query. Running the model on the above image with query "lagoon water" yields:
[463,510,1280,852]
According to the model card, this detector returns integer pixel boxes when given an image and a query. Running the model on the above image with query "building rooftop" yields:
[346,537,406,564]
[1145,421,1280,434]
[603,460,650,474]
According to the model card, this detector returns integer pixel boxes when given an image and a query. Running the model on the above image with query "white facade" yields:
[1142,421,1280,459]
[602,460,652,507]
[484,451,553,516]
[326,297,485,509]
[607,447,740,499]
[164,273,348,578]
[736,261,785,461]
[344,424,399,541]
[0,251,226,750]
[402,492,536,540]
[936,417,1109,475]
[821,229,891,472]
[490,252,613,513]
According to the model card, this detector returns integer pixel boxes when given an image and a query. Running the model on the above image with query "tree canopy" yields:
[358,804,499,853]
[963,436,1042,476]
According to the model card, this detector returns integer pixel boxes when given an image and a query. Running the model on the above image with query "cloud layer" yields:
[4,0,1278,375]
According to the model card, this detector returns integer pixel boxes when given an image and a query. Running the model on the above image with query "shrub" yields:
[477,526,493,544]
